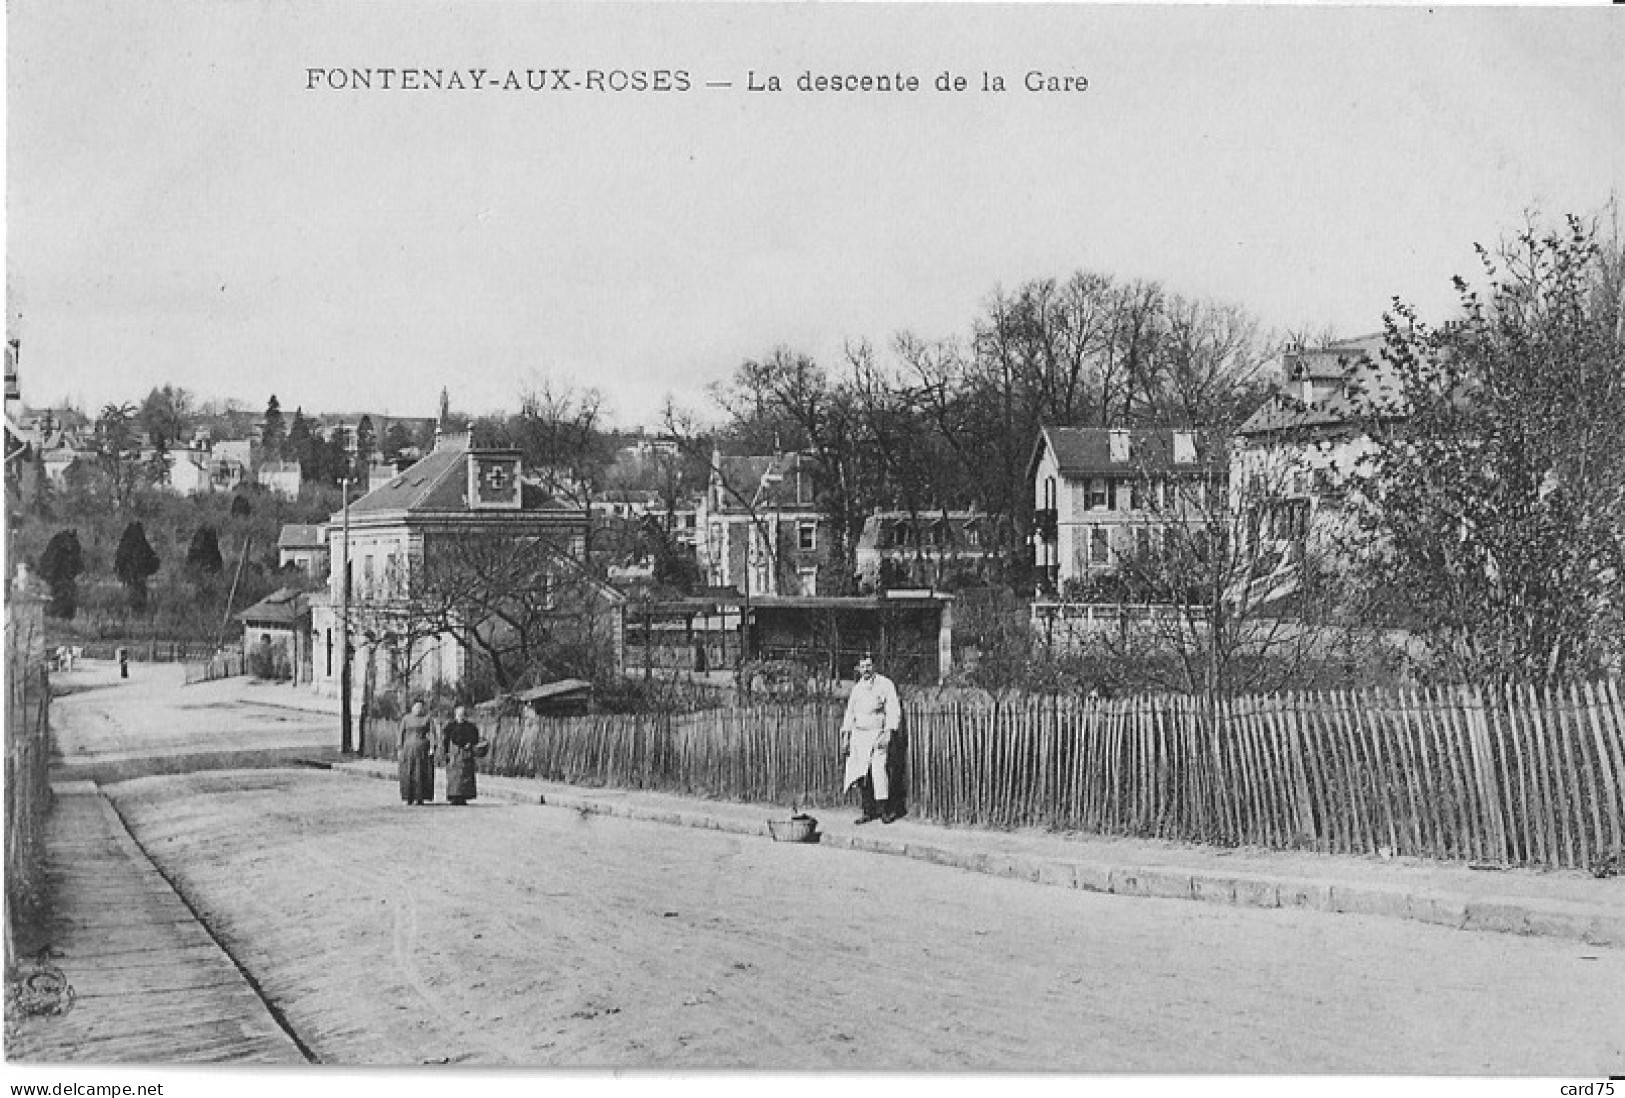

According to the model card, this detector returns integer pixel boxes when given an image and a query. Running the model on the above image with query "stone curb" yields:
[331,760,1623,949]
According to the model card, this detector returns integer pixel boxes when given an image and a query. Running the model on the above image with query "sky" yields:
[7,2,1625,429]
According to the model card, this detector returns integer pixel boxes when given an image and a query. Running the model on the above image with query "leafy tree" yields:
[510,377,615,560]
[94,402,141,508]
[37,529,84,620]
[262,395,285,459]
[1353,213,1625,683]
[382,421,414,465]
[186,526,224,574]
[143,434,171,487]
[637,514,702,594]
[138,384,193,450]
[113,521,161,609]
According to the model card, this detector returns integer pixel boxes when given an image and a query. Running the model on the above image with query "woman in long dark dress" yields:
[398,701,436,805]
[443,705,482,806]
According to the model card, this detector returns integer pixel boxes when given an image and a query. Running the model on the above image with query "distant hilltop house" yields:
[307,433,618,703]
[1233,333,1401,558]
[1028,426,1226,596]
[256,460,302,499]
[209,438,257,491]
[697,450,829,597]
[164,444,213,495]
[854,510,1003,591]
[592,487,665,522]
[611,431,681,468]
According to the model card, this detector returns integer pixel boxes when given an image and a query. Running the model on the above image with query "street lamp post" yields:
[340,476,353,755]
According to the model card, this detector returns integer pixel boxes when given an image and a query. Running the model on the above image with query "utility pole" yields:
[340,476,353,755]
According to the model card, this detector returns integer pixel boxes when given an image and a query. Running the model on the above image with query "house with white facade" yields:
[1028,427,1226,596]
[307,433,607,704]
[164,444,213,494]
[696,450,829,597]
[209,438,257,490]
[257,460,303,499]
[1233,333,1399,559]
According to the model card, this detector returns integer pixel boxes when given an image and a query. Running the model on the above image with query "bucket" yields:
[768,815,819,843]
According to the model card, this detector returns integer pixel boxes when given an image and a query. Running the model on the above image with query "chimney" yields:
[1109,429,1131,463]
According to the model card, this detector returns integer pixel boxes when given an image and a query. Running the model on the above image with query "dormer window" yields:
[467,450,522,510]
[1173,432,1197,464]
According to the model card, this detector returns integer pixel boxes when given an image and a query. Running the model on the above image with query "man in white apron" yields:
[841,654,901,824]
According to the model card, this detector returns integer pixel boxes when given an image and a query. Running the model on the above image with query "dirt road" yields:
[105,769,1625,1072]
[50,661,334,762]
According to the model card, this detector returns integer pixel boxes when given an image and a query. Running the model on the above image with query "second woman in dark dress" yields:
[398,700,436,805]
[442,705,483,806]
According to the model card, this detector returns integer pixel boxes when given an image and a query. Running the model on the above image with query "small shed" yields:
[510,678,594,716]
[628,592,954,685]
[237,587,311,681]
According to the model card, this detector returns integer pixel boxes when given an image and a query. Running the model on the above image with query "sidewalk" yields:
[335,758,1625,948]
[4,782,308,1064]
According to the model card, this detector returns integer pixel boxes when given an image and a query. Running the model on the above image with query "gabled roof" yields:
[511,678,593,703]
[713,452,818,512]
[277,524,326,550]
[237,587,309,625]
[1239,347,1405,438]
[1283,333,1386,382]
[346,441,469,514]
[1032,427,1226,481]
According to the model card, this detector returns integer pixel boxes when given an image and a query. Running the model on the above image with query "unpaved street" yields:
[106,769,1625,1072]
[50,662,333,762]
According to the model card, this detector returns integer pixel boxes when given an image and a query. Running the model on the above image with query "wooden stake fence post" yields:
[1553,685,1592,870]
[1582,682,1622,860]
[1464,685,1510,864]
[1568,683,1607,869]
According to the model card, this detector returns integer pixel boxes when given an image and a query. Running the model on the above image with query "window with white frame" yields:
[798,521,816,551]
[1087,478,1110,511]
[1089,527,1110,564]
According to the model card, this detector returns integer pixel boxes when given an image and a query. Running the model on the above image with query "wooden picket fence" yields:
[366,681,1625,869]
[182,646,247,685]
[6,606,53,965]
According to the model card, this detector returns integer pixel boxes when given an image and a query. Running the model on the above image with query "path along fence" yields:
[182,646,247,685]
[6,588,53,967]
[65,638,219,664]
[366,682,1625,869]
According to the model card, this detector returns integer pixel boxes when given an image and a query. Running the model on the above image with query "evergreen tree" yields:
[353,415,376,479]
[186,526,224,574]
[114,521,161,610]
[230,494,253,518]
[286,408,312,468]
[262,395,286,459]
[38,529,85,620]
